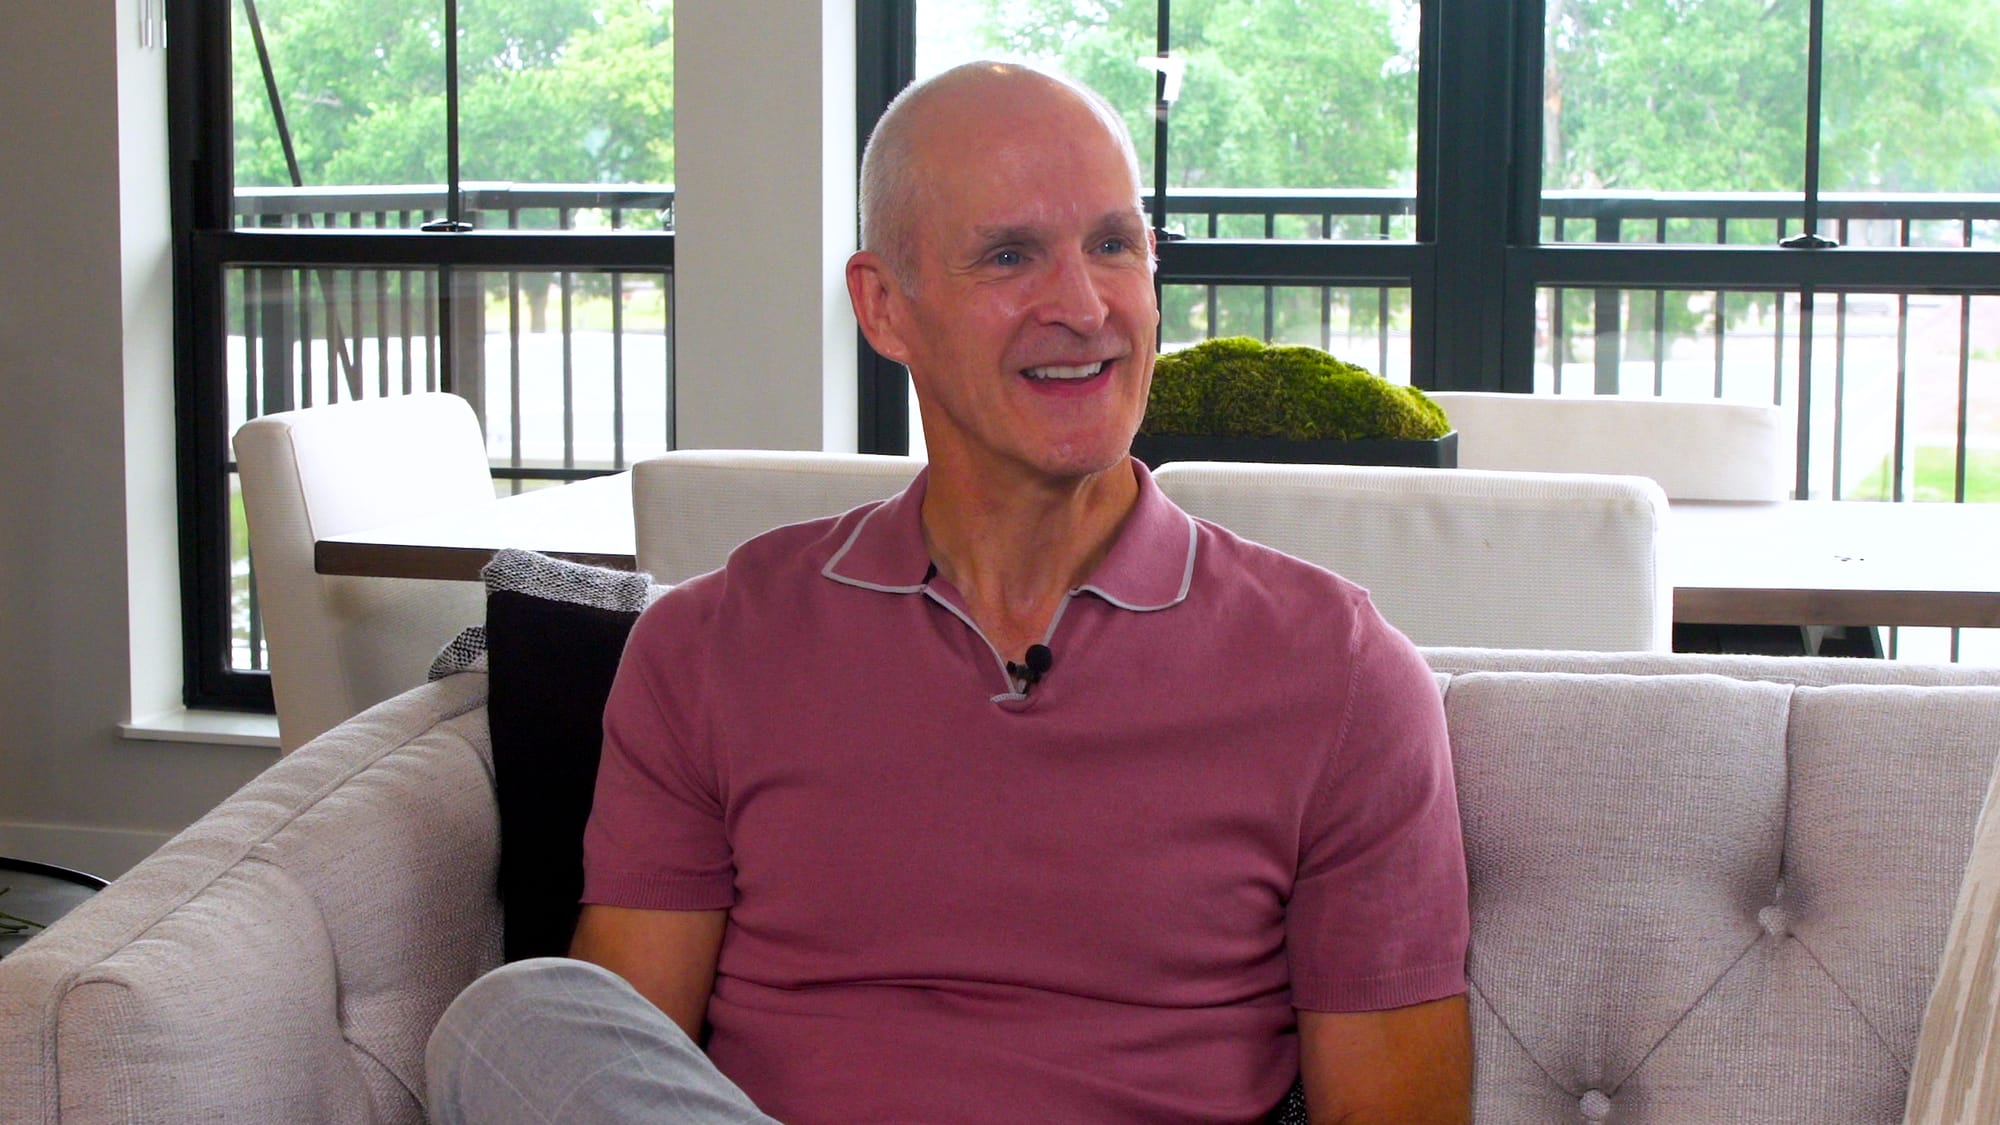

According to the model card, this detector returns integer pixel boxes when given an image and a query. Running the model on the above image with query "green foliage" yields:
[1143,336,1448,440]
[233,0,674,190]
[979,0,1998,200]
[1545,0,2000,193]
[1546,0,1804,192]
[982,0,1416,190]
[1818,0,2000,192]
[230,0,1999,209]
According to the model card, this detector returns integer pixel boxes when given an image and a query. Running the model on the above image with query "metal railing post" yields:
[444,267,488,435]
[1594,215,1623,394]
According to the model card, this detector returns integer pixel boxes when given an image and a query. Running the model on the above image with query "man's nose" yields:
[1033,251,1110,333]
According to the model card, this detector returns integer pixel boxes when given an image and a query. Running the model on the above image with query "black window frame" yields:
[169,0,677,711]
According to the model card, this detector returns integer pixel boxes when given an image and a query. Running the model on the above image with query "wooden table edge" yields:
[314,541,639,582]
[1675,587,2000,630]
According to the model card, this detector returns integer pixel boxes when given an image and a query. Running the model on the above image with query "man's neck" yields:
[919,457,1140,659]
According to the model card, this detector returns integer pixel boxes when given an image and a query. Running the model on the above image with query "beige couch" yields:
[5,650,2000,1123]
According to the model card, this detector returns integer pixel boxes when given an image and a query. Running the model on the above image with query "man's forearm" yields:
[1298,994,1471,1125]
[569,904,728,1041]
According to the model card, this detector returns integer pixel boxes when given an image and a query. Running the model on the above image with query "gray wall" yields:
[0,2,858,877]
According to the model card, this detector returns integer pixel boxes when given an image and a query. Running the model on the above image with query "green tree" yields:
[1546,0,2000,194]
[983,0,1417,192]
[232,0,674,193]
[1819,0,2000,194]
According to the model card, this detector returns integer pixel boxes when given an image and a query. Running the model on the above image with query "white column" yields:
[119,0,183,726]
[674,0,859,451]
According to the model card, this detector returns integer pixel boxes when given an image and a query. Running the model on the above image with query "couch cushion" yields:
[1786,687,1999,1069]
[1446,671,1790,1121]
[1423,646,2000,688]
[1443,672,1997,1124]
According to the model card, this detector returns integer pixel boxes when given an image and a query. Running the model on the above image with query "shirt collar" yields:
[822,458,1197,612]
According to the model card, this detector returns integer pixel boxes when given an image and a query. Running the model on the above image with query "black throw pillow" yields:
[434,549,655,962]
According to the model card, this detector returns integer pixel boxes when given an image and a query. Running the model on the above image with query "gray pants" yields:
[426,957,783,1124]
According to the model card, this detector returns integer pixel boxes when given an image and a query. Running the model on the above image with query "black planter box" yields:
[1130,431,1458,470]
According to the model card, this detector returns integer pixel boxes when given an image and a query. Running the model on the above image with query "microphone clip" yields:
[1005,644,1055,693]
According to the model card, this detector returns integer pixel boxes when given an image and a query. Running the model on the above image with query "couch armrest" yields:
[0,673,500,1125]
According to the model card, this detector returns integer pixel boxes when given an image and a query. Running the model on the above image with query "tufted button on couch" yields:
[4,648,2000,1123]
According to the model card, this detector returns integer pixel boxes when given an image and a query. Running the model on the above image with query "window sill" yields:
[120,709,280,750]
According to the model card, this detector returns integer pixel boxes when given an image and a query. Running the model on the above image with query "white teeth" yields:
[1024,362,1105,380]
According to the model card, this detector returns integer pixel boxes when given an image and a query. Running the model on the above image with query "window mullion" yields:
[1800,0,1827,242]
[1150,0,1170,239]
[1433,0,1529,391]
[444,0,467,230]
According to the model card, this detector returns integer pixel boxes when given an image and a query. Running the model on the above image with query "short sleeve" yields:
[580,580,739,911]
[1285,600,1469,1011]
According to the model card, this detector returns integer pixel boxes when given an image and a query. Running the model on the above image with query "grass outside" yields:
[1848,446,2000,503]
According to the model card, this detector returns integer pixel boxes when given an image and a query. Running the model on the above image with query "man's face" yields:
[869,83,1160,487]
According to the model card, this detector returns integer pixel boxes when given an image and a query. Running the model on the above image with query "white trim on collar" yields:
[1073,516,1198,613]
[820,503,927,594]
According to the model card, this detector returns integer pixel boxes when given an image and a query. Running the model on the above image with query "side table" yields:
[0,856,107,959]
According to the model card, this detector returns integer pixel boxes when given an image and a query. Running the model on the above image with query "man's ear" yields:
[846,251,913,363]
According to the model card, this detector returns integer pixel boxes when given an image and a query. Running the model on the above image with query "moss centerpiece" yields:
[1132,336,1457,468]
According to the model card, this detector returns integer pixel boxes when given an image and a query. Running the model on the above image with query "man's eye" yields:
[992,249,1024,267]
[1098,237,1128,254]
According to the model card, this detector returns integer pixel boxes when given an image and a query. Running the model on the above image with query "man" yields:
[428,61,1469,1124]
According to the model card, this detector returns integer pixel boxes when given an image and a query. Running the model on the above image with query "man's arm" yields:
[1298,994,1471,1125]
[569,904,728,1040]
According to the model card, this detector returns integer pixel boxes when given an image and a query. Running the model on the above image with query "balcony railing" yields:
[228,182,676,476]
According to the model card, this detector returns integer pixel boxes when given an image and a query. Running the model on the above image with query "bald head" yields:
[859,62,1146,289]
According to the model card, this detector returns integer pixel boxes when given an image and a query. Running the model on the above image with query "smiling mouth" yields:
[1023,360,1109,381]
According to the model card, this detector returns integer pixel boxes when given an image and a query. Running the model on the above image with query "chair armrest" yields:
[0,673,500,1125]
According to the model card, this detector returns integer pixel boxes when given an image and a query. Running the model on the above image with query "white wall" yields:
[0,2,275,877]
[0,2,863,877]
[674,0,859,451]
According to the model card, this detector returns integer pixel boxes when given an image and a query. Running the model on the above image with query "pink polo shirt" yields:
[582,460,1468,1124]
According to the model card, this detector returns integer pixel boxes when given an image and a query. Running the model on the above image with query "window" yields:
[877,0,2000,658]
[171,0,676,710]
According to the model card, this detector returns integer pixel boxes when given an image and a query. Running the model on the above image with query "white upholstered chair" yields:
[631,450,925,583]
[1426,391,1793,501]
[1153,461,1672,651]
[234,392,495,752]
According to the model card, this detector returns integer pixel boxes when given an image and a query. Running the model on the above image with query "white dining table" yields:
[314,471,640,582]
[1667,498,2000,629]
[316,475,2000,631]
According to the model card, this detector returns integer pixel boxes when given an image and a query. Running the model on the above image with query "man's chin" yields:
[1035,441,1140,485]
